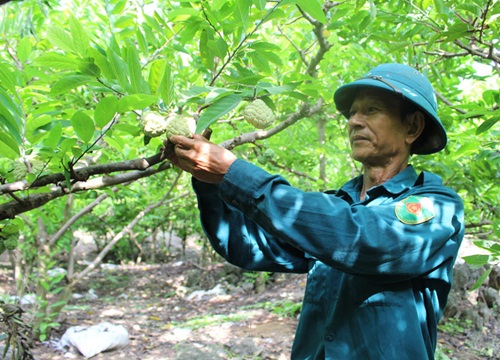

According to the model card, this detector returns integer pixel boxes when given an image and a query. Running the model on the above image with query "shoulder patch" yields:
[395,196,435,225]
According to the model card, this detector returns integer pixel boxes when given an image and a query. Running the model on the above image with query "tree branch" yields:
[71,173,187,283]
[0,164,171,220]
[296,4,333,78]
[49,190,118,247]
[208,1,282,86]
[453,39,499,64]
[219,98,323,150]
[0,152,167,195]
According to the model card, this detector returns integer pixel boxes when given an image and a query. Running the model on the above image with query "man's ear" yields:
[405,111,425,145]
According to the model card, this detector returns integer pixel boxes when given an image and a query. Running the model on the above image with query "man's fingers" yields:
[192,134,209,142]
[167,134,209,146]
[168,135,189,146]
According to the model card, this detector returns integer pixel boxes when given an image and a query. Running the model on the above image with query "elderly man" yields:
[167,64,464,359]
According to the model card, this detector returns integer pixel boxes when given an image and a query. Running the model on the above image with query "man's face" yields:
[347,88,410,166]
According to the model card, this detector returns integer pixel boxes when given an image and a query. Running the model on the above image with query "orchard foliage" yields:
[0,0,499,266]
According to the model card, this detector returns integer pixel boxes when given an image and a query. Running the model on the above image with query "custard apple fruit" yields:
[13,158,45,181]
[141,111,168,138]
[13,162,28,181]
[164,115,196,140]
[4,238,18,250]
[243,99,275,129]
[30,158,45,174]
[263,149,275,159]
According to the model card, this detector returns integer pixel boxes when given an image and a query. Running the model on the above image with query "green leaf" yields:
[453,142,478,157]
[200,28,215,70]
[50,75,93,96]
[296,0,327,24]
[248,41,281,52]
[432,0,444,14]
[46,26,77,54]
[248,52,271,73]
[462,254,490,266]
[0,88,22,142]
[26,114,53,135]
[0,132,20,159]
[44,122,62,149]
[476,117,499,135]
[148,59,166,96]
[69,15,90,57]
[355,0,367,11]
[95,95,118,128]
[114,123,141,136]
[166,8,202,22]
[257,82,301,95]
[115,15,135,29]
[105,135,124,152]
[108,48,130,92]
[143,13,164,34]
[110,0,127,14]
[78,58,101,77]
[160,63,174,107]
[71,111,95,143]
[35,52,80,71]
[213,38,229,60]
[136,28,148,55]
[469,267,492,291]
[117,94,158,113]
[0,62,17,93]
[126,44,149,94]
[482,90,500,106]
[89,48,113,79]
[252,0,266,10]
[234,0,251,24]
[196,94,242,133]
[17,37,32,62]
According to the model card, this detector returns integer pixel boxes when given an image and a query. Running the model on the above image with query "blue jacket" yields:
[192,159,464,359]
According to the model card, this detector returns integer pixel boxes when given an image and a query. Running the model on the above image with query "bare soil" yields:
[12,260,495,360]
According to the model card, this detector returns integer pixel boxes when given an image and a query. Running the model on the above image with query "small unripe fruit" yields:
[12,157,45,181]
[30,158,45,174]
[257,155,267,165]
[4,238,18,250]
[13,162,28,181]
[141,111,168,138]
[164,115,196,140]
[242,99,275,129]
[263,149,275,159]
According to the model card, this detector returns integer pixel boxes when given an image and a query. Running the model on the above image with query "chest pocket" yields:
[303,260,341,306]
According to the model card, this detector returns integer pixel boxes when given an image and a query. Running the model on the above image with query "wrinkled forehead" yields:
[352,88,403,106]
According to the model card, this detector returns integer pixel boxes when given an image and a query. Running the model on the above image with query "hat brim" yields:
[334,78,447,155]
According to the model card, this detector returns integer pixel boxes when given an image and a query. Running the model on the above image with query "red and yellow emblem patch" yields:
[395,196,435,225]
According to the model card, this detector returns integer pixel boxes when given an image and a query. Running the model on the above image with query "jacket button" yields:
[325,333,335,342]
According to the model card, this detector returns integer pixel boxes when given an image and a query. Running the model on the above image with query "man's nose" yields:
[348,111,364,129]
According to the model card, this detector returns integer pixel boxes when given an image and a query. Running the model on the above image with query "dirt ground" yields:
[0,259,489,360]
[29,262,302,360]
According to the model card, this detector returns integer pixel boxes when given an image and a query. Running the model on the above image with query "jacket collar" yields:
[336,165,419,203]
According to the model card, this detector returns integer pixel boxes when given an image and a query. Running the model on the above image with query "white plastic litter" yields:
[186,283,225,301]
[60,322,129,358]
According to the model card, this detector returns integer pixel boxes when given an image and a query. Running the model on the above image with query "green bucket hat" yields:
[333,63,447,155]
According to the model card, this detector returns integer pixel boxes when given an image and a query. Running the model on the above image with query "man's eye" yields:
[367,106,378,112]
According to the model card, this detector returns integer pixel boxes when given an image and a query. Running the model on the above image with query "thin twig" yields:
[208,1,282,86]
[72,172,187,283]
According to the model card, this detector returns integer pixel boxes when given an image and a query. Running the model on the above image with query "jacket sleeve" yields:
[192,178,309,273]
[216,159,464,282]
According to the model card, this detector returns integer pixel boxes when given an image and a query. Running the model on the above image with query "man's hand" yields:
[166,134,237,184]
